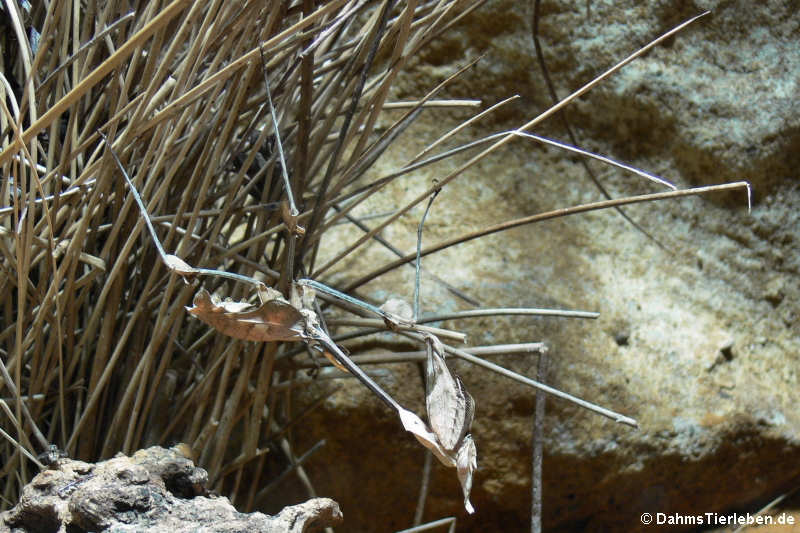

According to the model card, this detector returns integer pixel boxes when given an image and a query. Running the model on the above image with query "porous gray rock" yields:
[0,447,342,533]
[283,1,800,532]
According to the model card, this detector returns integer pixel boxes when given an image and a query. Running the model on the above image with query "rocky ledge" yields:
[0,446,342,533]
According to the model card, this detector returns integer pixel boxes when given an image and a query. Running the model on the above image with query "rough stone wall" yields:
[277,1,799,532]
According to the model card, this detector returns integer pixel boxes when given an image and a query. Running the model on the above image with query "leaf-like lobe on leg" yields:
[186,288,304,342]
[457,434,477,514]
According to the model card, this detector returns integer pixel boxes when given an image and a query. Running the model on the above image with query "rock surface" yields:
[278,1,799,532]
[0,447,342,533]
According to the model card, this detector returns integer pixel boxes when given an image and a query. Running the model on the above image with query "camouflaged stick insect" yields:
[185,282,484,514]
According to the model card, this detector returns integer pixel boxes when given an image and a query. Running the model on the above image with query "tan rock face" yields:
[274,1,800,532]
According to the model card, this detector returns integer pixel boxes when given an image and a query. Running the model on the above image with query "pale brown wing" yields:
[424,335,475,453]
